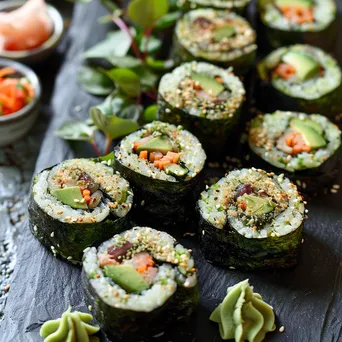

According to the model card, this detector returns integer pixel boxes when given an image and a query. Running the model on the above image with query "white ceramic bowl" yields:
[0,59,41,147]
[0,0,64,64]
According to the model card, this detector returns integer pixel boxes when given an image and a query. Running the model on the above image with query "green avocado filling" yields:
[40,306,100,342]
[210,279,276,341]
[104,264,150,294]
[241,194,276,216]
[191,73,225,96]
[213,24,236,42]
[136,136,174,155]
[53,187,88,210]
[290,118,326,149]
[282,51,320,81]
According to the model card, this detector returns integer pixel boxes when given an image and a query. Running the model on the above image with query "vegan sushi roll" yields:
[158,62,245,158]
[173,9,257,75]
[82,227,198,341]
[198,168,305,270]
[29,158,133,263]
[258,0,337,51]
[177,0,252,15]
[248,111,341,191]
[257,44,342,117]
[114,121,206,228]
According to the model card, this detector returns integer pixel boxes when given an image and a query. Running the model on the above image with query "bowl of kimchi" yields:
[0,58,41,146]
[0,0,64,64]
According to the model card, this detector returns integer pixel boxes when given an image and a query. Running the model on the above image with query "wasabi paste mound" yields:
[210,279,276,342]
[40,306,100,342]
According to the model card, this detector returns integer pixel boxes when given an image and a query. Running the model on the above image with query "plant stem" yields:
[90,140,102,157]
[143,26,153,60]
[105,136,112,155]
[144,91,157,101]
[112,15,143,60]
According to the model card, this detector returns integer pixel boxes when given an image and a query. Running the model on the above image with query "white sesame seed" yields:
[50,232,54,238]
[279,326,285,333]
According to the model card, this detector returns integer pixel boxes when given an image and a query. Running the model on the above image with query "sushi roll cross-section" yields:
[248,111,341,190]
[114,121,206,228]
[173,9,257,75]
[29,158,133,263]
[257,45,342,117]
[82,227,198,341]
[158,62,245,158]
[198,168,305,270]
[258,0,337,50]
[177,0,252,14]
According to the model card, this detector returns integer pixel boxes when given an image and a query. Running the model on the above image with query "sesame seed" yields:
[50,232,54,238]
[279,326,285,333]
[331,189,338,194]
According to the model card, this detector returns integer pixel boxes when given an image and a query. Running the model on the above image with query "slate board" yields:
[1,1,342,341]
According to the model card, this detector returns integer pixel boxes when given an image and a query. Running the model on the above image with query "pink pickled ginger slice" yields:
[0,0,53,51]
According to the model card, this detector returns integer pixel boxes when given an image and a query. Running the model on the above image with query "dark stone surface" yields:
[1,1,342,342]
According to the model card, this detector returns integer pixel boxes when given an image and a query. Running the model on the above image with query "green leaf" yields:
[154,11,182,30]
[120,104,143,121]
[55,121,97,141]
[104,68,141,97]
[83,31,132,59]
[106,56,142,68]
[133,66,158,90]
[77,66,114,96]
[128,0,169,28]
[143,104,158,123]
[139,36,162,54]
[146,57,175,71]
[97,152,114,163]
[90,108,139,140]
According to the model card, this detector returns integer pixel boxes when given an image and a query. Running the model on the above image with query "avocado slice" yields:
[290,120,326,149]
[213,25,236,42]
[164,163,189,178]
[103,264,149,294]
[136,136,174,155]
[275,0,313,9]
[192,73,225,97]
[290,117,323,135]
[241,194,276,216]
[53,186,88,210]
[282,51,319,81]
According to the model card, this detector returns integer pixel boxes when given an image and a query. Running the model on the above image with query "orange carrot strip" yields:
[139,150,148,159]
[83,189,91,197]
[274,63,296,80]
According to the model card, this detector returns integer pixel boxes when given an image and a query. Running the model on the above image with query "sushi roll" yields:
[113,121,206,228]
[198,168,305,270]
[257,44,342,117]
[158,62,245,158]
[258,0,337,51]
[177,0,252,15]
[173,9,257,75]
[82,227,198,341]
[29,158,133,263]
[248,111,341,191]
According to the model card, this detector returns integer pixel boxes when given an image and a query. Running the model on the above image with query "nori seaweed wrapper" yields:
[82,269,199,341]
[177,0,251,15]
[256,48,342,118]
[158,93,242,160]
[172,34,256,76]
[198,210,304,270]
[247,148,341,195]
[257,0,338,52]
[28,167,132,263]
[113,145,203,230]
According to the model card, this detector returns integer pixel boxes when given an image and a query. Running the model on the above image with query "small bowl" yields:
[0,58,41,147]
[0,0,64,64]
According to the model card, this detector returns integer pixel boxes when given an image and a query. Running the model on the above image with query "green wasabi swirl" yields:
[210,280,276,342]
[40,306,100,342]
